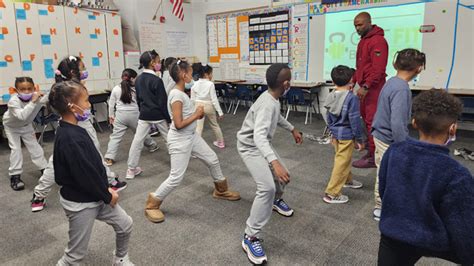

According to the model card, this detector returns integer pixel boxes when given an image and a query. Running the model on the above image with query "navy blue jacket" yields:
[379,138,474,264]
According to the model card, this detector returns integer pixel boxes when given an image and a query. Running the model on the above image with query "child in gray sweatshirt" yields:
[3,77,48,191]
[371,48,426,221]
[237,63,303,265]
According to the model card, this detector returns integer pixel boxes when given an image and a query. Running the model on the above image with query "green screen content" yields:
[324,3,425,79]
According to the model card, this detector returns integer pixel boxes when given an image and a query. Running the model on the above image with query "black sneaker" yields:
[31,194,46,212]
[10,175,25,191]
[110,178,127,192]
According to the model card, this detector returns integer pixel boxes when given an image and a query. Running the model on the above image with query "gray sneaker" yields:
[148,144,160,153]
[343,180,363,189]
[323,194,349,204]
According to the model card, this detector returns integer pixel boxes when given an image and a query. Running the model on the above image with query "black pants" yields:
[377,235,467,266]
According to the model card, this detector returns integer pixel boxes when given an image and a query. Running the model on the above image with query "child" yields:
[237,63,302,264]
[377,89,474,265]
[104,69,159,166]
[31,56,126,212]
[144,60,240,223]
[49,81,134,266]
[126,50,170,179]
[3,77,48,191]
[162,57,177,95]
[371,48,426,220]
[323,65,365,204]
[191,64,225,148]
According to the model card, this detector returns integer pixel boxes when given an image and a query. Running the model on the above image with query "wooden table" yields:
[411,86,474,96]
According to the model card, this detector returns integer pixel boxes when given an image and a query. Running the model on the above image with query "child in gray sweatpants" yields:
[50,81,134,265]
[144,60,240,224]
[238,64,302,265]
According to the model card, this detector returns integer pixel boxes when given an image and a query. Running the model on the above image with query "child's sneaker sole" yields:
[111,184,128,192]
[272,205,294,217]
[323,195,349,204]
[242,240,267,265]
[125,169,143,180]
[31,203,46,212]
[148,145,160,153]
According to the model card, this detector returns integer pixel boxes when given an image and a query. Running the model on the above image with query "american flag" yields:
[171,0,184,21]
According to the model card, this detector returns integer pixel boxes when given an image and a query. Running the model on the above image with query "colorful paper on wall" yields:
[22,60,32,71]
[43,59,54,79]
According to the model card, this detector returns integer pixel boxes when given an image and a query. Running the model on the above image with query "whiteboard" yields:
[305,0,473,89]
[37,4,68,85]
[0,0,22,88]
[15,2,45,84]
[105,12,125,79]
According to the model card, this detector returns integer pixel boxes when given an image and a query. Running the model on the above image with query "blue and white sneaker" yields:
[242,234,267,265]
[272,198,294,217]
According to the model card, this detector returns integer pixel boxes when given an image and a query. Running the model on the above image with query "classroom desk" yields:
[0,99,8,117]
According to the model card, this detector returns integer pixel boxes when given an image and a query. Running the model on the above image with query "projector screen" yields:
[323,3,425,79]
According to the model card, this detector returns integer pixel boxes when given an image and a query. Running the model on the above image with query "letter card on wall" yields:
[14,2,46,84]
[0,0,22,88]
[105,12,124,80]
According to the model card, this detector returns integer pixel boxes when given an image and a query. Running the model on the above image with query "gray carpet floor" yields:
[0,110,473,265]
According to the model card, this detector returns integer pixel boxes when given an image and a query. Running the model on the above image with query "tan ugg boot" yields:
[213,179,241,201]
[145,193,165,223]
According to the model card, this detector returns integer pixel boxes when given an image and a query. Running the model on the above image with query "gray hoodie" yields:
[324,90,349,116]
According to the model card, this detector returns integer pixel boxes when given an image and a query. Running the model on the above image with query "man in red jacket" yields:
[352,12,388,168]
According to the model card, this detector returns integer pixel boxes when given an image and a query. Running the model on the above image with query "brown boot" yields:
[213,179,240,201]
[144,193,165,223]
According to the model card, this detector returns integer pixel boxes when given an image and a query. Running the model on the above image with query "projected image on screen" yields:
[324,3,425,79]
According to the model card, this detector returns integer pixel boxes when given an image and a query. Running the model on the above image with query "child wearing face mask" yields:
[49,81,134,266]
[31,56,126,212]
[371,49,426,221]
[125,50,170,179]
[104,69,159,166]
[377,89,474,266]
[144,60,240,224]
[3,77,48,191]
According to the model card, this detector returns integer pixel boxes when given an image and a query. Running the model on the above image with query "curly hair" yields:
[412,89,463,135]
[393,48,426,71]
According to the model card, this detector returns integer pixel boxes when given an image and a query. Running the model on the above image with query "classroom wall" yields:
[114,0,194,58]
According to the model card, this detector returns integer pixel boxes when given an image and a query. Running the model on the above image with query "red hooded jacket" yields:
[354,25,388,90]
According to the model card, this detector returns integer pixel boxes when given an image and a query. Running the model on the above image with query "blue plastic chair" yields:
[285,88,317,124]
[233,85,253,115]
[33,107,60,145]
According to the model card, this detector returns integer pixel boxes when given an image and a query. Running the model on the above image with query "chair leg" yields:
[233,100,241,115]
[38,125,48,145]
[305,106,309,125]
[227,100,234,114]
[285,108,290,120]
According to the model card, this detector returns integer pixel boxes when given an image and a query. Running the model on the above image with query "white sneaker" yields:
[126,167,143,179]
[323,194,349,204]
[343,180,363,189]
[113,253,134,266]
[373,208,381,221]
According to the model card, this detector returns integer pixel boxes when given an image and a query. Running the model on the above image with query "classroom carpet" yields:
[0,110,473,266]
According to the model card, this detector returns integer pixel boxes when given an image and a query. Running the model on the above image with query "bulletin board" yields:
[249,10,289,65]
[208,16,249,63]
[207,6,290,64]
